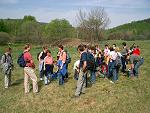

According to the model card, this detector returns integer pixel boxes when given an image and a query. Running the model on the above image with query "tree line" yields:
[0,7,149,45]
[0,7,111,45]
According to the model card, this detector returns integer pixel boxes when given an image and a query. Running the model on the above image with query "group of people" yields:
[73,42,144,97]
[0,42,144,97]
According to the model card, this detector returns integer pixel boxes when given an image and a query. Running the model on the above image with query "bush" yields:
[0,32,10,45]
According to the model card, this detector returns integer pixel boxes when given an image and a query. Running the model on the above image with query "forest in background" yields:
[0,15,150,45]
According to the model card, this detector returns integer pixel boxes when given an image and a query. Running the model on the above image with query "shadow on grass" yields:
[11,78,24,86]
[38,80,44,92]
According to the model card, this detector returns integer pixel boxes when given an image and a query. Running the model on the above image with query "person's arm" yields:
[38,52,43,63]
[82,61,87,72]
[28,53,35,68]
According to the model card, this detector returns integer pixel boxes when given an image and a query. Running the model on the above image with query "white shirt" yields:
[109,51,117,62]
[104,48,110,56]
[73,60,80,70]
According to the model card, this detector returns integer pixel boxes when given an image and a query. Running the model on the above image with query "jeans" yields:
[89,70,96,84]
[58,71,65,85]
[108,61,119,82]
[112,67,119,82]
[131,58,144,77]
[65,63,69,78]
[121,56,126,73]
[44,72,52,85]
[39,62,45,79]
[108,61,114,78]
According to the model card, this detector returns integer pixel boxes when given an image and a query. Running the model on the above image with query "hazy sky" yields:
[0,0,150,28]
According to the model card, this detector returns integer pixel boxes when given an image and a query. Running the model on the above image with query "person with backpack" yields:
[38,46,48,81]
[74,44,87,97]
[0,47,13,89]
[23,44,38,93]
[108,47,119,83]
[43,50,54,85]
[57,45,67,85]
[87,46,96,84]
[64,49,71,79]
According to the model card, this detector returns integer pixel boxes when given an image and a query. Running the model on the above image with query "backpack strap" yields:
[3,54,7,63]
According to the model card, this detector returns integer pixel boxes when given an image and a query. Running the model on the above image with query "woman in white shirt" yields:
[108,47,119,83]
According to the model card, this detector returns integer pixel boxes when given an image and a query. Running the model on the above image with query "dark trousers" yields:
[121,56,126,73]
[131,58,144,77]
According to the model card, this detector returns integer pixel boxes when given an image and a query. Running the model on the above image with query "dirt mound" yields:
[51,38,90,47]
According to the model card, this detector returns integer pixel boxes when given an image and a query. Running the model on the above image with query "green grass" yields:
[0,40,150,113]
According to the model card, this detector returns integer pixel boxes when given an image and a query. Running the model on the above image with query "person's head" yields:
[109,47,114,51]
[58,45,63,52]
[105,44,109,48]
[122,42,126,47]
[47,50,51,56]
[43,46,48,52]
[113,44,116,50]
[77,44,85,53]
[24,43,31,51]
[95,45,99,48]
[6,47,12,54]
[115,47,120,52]
[90,46,96,53]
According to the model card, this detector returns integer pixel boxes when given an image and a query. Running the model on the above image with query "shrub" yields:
[0,32,10,45]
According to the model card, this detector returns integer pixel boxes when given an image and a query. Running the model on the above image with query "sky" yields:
[0,0,150,28]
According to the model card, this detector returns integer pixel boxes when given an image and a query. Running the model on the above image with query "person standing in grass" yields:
[23,44,38,93]
[75,44,87,97]
[108,47,118,83]
[43,50,54,85]
[129,46,144,78]
[87,46,96,84]
[104,44,110,65]
[0,47,14,89]
[57,45,67,85]
[38,46,48,81]
[121,42,129,74]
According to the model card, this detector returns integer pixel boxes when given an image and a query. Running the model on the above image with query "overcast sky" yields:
[0,0,150,28]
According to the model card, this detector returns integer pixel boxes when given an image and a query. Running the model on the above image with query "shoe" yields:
[40,78,43,81]
[110,81,114,84]
[81,92,85,95]
[71,95,80,98]
[34,91,39,94]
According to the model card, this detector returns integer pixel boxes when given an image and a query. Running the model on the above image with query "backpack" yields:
[37,52,41,60]
[114,53,122,68]
[66,52,71,64]
[17,53,26,67]
[86,52,95,70]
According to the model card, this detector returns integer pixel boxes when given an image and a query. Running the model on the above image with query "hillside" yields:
[105,18,150,40]
[0,17,150,45]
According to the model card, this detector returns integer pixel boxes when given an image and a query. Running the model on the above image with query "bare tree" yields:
[76,7,110,42]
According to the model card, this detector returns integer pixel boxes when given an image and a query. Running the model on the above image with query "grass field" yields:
[0,40,150,113]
